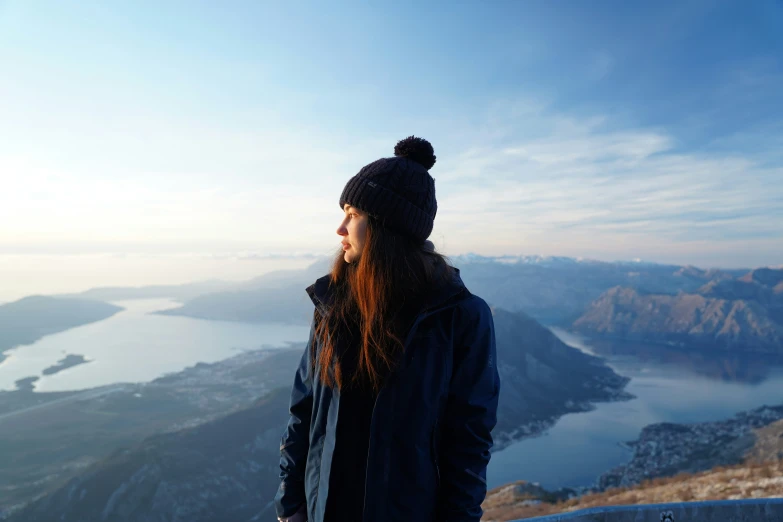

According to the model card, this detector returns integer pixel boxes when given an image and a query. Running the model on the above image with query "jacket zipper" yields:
[431,418,441,489]
[361,394,380,521]
[361,299,462,520]
[362,310,428,520]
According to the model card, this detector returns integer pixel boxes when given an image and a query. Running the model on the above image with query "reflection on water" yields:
[0,298,311,392]
[587,338,783,385]
[487,333,783,490]
[4,307,782,491]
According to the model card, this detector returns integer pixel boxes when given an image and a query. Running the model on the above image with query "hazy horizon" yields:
[1,248,776,304]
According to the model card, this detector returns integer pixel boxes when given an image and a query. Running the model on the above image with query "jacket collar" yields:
[306,263,467,318]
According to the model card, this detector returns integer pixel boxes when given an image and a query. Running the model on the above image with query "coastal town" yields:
[598,404,783,490]
[481,405,783,521]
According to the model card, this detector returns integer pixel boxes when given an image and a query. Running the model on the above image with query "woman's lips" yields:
[342,243,350,250]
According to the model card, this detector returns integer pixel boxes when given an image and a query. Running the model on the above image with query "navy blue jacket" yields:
[274,267,500,522]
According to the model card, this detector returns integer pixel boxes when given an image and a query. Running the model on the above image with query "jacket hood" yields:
[306,262,467,318]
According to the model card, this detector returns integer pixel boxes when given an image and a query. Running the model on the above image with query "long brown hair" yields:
[314,215,453,393]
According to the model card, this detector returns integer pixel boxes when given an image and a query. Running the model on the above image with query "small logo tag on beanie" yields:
[368,181,377,188]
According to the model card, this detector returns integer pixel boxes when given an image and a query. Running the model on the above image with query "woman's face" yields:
[337,204,367,263]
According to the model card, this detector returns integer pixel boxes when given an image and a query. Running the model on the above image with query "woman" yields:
[274,136,500,522]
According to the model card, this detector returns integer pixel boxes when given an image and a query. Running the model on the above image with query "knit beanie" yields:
[339,136,437,243]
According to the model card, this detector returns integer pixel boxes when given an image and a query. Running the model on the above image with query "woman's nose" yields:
[336,223,347,236]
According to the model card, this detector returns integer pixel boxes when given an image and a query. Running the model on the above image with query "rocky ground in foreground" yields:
[482,459,783,521]
[481,417,783,521]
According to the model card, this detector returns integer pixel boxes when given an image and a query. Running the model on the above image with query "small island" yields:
[13,376,40,393]
[42,354,91,376]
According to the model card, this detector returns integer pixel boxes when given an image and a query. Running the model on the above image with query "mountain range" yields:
[139,256,752,327]
[59,280,235,303]
[573,268,783,353]
[5,255,781,520]
[51,256,781,356]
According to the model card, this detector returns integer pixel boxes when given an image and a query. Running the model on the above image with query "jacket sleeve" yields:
[437,297,501,522]
[274,319,316,519]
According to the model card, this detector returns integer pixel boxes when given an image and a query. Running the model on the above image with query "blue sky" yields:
[1,0,781,268]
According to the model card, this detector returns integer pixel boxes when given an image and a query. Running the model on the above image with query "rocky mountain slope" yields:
[9,389,291,522]
[573,268,783,353]
[0,348,303,512]
[491,308,632,448]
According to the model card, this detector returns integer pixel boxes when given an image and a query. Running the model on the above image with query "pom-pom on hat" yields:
[339,136,437,243]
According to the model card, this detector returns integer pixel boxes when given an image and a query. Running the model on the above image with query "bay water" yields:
[2,301,781,490]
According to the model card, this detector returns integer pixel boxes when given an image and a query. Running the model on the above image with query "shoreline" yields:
[491,388,636,453]
[596,404,783,491]
[572,331,783,357]
[484,403,783,520]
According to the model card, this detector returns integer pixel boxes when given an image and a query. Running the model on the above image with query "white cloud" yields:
[2,95,781,267]
[432,103,782,265]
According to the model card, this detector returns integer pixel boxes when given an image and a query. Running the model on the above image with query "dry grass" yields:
[482,459,783,521]
[747,419,783,463]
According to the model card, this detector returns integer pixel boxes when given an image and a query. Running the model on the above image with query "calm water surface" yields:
[0,298,311,392]
[3,303,781,491]
[486,328,783,490]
